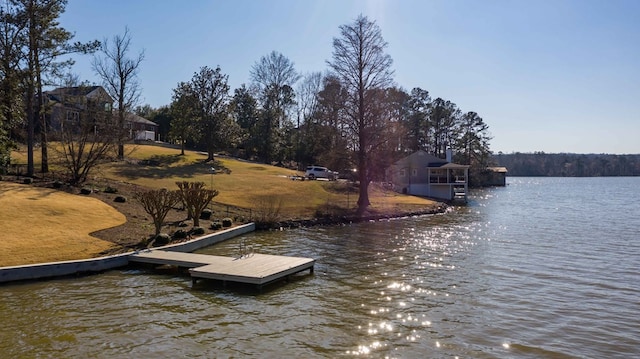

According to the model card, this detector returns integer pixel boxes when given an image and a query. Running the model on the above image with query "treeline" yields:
[493,152,640,177]
[137,81,493,176]
[1,6,493,212]
[132,17,494,189]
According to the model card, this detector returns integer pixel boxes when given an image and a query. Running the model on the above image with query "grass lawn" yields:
[95,143,439,218]
[0,182,124,267]
[3,143,442,267]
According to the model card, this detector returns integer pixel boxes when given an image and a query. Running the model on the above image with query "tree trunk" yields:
[207,142,215,161]
[154,219,162,236]
[37,57,48,173]
[26,0,36,177]
[356,151,370,214]
[26,95,35,177]
[118,109,125,160]
[118,142,124,160]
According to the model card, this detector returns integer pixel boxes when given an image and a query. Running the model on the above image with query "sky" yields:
[57,0,640,154]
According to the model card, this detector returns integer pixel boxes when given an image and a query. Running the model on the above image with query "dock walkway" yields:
[130,250,314,289]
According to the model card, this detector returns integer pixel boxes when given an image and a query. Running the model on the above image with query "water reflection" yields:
[191,213,491,357]
[1,178,639,358]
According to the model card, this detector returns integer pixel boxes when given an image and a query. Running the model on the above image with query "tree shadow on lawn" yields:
[0,181,60,200]
[112,156,231,181]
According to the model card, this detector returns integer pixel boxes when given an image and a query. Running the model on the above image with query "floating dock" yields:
[129,250,315,289]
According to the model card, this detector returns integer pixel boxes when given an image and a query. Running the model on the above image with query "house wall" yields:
[405,184,454,201]
[49,106,64,131]
[407,183,430,197]
[388,162,432,187]
[135,130,155,141]
[388,151,469,202]
[430,186,453,200]
[483,172,506,186]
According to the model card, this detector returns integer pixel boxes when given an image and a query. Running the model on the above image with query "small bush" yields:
[222,218,233,227]
[23,177,33,184]
[172,229,188,239]
[210,221,222,230]
[114,196,127,203]
[53,180,63,189]
[104,186,118,194]
[153,233,170,246]
[253,195,283,226]
[200,208,213,220]
[190,227,205,235]
[80,187,92,195]
[177,221,188,227]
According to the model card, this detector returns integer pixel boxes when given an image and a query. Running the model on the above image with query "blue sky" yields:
[58,0,640,154]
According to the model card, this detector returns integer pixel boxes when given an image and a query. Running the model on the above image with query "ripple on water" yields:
[1,177,639,358]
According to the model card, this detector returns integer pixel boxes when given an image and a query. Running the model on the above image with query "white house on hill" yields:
[386,150,469,202]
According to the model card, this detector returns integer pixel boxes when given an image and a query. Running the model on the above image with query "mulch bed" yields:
[14,176,248,256]
[6,174,447,257]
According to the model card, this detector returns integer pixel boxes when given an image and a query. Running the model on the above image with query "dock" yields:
[129,250,315,289]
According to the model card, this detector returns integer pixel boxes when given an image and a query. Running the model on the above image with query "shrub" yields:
[222,218,233,227]
[114,196,127,203]
[253,195,283,226]
[200,208,213,220]
[153,233,170,246]
[134,188,181,237]
[210,221,222,230]
[53,180,63,189]
[190,227,205,235]
[104,186,118,194]
[172,229,188,239]
[23,177,33,184]
[177,221,188,227]
[80,187,92,195]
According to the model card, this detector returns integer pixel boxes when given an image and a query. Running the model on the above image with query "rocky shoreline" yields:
[260,202,450,230]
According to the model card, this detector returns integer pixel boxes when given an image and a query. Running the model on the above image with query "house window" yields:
[66,110,79,123]
[399,169,406,177]
[429,169,447,183]
[411,169,418,177]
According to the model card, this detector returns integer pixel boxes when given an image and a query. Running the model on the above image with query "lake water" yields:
[1,177,638,358]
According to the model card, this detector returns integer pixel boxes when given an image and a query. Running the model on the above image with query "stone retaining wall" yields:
[0,223,255,284]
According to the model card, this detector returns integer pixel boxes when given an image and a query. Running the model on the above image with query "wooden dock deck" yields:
[130,250,228,268]
[129,250,315,289]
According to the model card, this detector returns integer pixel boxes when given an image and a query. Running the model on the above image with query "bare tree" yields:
[301,75,351,172]
[328,15,394,213]
[52,85,119,185]
[250,51,300,163]
[175,181,219,227]
[250,51,300,90]
[293,72,323,169]
[295,72,322,124]
[92,27,144,160]
[10,0,99,176]
[133,188,181,236]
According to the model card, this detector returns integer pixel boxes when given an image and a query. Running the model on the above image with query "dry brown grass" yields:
[0,182,124,267]
[95,143,440,218]
[3,143,443,267]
